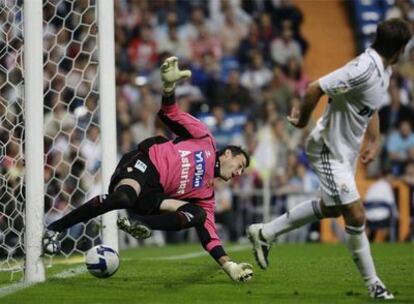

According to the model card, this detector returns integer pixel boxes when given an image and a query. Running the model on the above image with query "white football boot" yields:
[368,279,394,300]
[246,223,272,270]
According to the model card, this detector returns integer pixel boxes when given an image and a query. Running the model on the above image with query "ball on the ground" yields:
[85,245,120,278]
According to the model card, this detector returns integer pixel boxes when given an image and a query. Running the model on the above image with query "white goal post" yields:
[0,0,118,283]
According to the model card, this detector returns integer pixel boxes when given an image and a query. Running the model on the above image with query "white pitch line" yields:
[0,282,34,299]
[0,245,250,298]
[149,244,251,261]
[0,265,87,298]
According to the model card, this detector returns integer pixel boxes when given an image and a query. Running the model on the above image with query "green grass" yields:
[1,243,413,304]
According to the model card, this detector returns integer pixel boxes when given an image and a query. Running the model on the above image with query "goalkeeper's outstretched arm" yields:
[195,209,253,283]
[158,56,212,139]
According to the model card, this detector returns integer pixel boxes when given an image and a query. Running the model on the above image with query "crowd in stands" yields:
[1,0,414,255]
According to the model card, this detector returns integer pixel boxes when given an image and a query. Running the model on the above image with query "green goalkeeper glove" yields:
[222,261,254,282]
[160,56,192,94]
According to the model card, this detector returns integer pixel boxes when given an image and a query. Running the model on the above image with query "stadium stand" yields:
[1,0,413,254]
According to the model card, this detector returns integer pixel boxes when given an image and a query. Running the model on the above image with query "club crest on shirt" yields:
[193,151,205,188]
[341,184,350,195]
[330,80,350,94]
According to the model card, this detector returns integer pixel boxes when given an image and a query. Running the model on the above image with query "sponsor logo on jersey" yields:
[177,150,191,194]
[134,160,147,173]
[193,151,205,188]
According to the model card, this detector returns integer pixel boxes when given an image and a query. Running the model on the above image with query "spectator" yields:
[216,69,253,113]
[284,56,309,97]
[190,51,221,101]
[127,24,158,72]
[386,120,414,175]
[209,105,244,149]
[379,76,414,134]
[80,125,101,173]
[238,22,267,68]
[179,6,214,42]
[364,172,396,242]
[270,26,302,67]
[270,1,308,54]
[214,179,237,241]
[157,25,191,61]
[263,66,294,116]
[218,4,248,56]
[190,24,222,64]
[253,118,289,178]
[240,50,272,99]
[402,161,414,186]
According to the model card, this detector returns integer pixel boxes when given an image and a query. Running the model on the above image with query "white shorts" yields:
[305,137,360,206]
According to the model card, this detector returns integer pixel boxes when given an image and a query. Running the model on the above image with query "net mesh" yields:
[0,0,25,274]
[43,0,102,257]
[0,0,104,275]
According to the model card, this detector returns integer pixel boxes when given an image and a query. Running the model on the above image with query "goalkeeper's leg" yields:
[118,199,207,239]
[47,181,139,233]
[44,179,140,254]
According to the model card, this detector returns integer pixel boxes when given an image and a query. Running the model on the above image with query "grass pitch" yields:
[0,243,413,304]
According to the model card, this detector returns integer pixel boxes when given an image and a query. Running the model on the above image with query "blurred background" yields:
[1,0,414,259]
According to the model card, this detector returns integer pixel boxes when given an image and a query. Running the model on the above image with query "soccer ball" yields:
[85,245,120,278]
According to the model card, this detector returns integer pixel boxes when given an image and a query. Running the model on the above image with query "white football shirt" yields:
[311,48,392,164]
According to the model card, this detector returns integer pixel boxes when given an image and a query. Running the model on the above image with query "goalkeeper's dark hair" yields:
[218,145,250,168]
[372,18,411,59]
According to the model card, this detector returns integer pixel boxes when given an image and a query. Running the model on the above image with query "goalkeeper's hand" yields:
[161,56,191,94]
[222,261,253,282]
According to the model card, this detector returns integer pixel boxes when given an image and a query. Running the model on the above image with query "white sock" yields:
[344,225,378,286]
[261,199,323,241]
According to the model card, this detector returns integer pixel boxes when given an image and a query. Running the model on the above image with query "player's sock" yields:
[344,224,377,286]
[135,204,206,231]
[261,199,323,241]
[47,185,137,232]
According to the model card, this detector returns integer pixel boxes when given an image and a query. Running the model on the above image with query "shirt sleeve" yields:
[319,60,375,97]
[158,93,213,139]
[194,201,226,261]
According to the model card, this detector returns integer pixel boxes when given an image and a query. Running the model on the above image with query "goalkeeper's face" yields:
[219,151,247,181]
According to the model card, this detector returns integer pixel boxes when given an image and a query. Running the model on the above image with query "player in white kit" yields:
[247,18,411,299]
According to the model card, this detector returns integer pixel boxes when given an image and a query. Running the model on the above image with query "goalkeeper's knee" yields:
[177,204,206,229]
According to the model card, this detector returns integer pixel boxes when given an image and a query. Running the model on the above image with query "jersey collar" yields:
[214,153,221,177]
[366,48,388,76]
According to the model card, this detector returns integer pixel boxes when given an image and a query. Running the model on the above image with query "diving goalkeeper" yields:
[44,56,253,283]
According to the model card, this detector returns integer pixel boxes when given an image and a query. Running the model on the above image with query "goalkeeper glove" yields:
[160,56,192,94]
[222,261,253,282]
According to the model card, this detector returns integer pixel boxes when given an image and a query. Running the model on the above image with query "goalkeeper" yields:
[44,56,253,283]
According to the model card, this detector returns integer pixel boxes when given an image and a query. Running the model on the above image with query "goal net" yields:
[0,0,118,281]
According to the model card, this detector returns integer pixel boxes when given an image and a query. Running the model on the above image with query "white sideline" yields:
[0,244,251,298]
[0,265,86,298]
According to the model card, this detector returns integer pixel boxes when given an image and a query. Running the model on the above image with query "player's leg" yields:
[339,200,394,299]
[47,179,140,233]
[247,198,340,269]
[43,179,141,254]
[117,198,207,239]
[247,140,347,269]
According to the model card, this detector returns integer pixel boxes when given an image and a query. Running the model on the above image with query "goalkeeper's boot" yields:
[368,279,394,299]
[117,217,152,240]
[246,224,272,270]
[42,230,61,255]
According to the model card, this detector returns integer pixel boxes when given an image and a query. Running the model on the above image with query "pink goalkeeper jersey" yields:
[147,102,221,252]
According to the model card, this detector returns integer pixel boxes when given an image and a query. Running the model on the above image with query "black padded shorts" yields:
[108,149,165,215]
